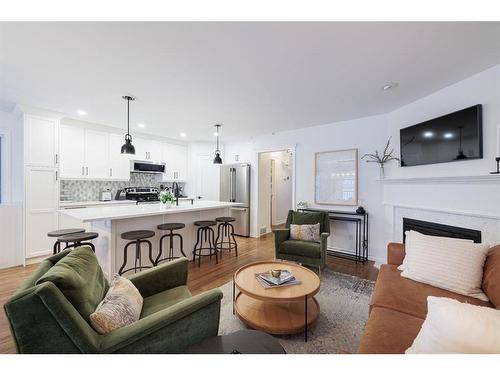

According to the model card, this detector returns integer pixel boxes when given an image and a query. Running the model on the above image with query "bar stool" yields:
[192,220,218,267]
[155,223,186,265]
[119,230,156,275]
[48,228,86,254]
[215,217,238,259]
[55,231,99,253]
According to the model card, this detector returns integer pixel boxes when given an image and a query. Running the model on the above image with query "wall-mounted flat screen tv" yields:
[400,104,483,167]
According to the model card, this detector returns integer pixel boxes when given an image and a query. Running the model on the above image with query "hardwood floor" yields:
[0,233,378,354]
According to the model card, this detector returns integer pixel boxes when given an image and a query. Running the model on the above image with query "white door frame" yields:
[254,144,297,236]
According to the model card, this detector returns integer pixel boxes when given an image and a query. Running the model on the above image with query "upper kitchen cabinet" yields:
[133,137,162,161]
[59,125,85,178]
[162,143,188,181]
[24,114,59,168]
[108,134,131,180]
[84,129,109,178]
[59,126,110,179]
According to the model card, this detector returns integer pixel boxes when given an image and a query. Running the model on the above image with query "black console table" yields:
[298,208,369,263]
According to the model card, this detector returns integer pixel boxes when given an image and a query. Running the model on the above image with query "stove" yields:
[124,187,160,204]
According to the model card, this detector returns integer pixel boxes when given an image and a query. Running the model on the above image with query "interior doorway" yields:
[258,150,294,235]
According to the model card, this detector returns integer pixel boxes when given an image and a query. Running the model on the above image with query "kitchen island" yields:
[60,200,239,278]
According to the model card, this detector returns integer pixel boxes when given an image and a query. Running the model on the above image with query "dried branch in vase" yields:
[361,137,400,166]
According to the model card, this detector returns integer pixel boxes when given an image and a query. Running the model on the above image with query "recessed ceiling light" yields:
[137,123,145,128]
[423,131,434,138]
[382,82,399,91]
[76,109,87,116]
[444,132,454,139]
[180,132,187,137]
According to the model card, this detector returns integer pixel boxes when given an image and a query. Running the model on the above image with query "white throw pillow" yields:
[406,297,500,354]
[398,230,473,271]
[400,234,490,301]
[290,223,320,242]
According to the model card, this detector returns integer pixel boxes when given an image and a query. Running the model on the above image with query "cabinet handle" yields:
[55,171,58,181]
[82,166,85,176]
[55,153,58,165]
[86,166,89,176]
[110,168,112,177]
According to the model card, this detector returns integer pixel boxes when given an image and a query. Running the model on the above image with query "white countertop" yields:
[60,200,137,208]
[59,200,240,222]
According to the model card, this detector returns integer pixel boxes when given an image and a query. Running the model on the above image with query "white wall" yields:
[0,109,24,268]
[227,115,388,262]
[386,64,500,179]
[226,65,500,263]
[382,64,500,247]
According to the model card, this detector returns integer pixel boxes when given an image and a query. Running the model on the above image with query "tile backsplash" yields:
[60,173,185,202]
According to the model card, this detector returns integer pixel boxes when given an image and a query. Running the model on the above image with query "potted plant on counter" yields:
[159,190,175,208]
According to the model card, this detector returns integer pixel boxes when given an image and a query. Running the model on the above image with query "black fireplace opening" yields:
[402,218,482,243]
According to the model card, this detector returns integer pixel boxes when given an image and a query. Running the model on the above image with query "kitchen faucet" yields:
[172,182,180,206]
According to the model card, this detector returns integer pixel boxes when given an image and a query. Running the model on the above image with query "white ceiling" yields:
[1,22,500,141]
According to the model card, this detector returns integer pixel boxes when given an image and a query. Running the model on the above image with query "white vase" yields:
[379,165,385,179]
[162,202,172,209]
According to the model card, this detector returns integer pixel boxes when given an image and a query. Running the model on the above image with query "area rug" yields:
[218,269,375,354]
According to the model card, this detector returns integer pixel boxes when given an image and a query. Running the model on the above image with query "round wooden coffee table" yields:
[233,261,320,341]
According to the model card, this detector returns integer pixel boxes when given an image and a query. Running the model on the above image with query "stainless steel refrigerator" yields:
[219,163,251,237]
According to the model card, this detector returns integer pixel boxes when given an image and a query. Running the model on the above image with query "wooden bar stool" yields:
[155,223,186,265]
[48,228,85,254]
[192,220,218,267]
[119,230,156,275]
[215,217,238,259]
[55,231,99,253]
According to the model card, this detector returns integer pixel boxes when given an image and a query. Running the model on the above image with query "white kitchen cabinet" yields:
[84,129,109,178]
[60,127,116,180]
[133,137,149,161]
[25,167,60,258]
[24,115,59,168]
[108,134,131,180]
[149,140,163,161]
[59,125,85,178]
[162,143,188,181]
[134,137,162,161]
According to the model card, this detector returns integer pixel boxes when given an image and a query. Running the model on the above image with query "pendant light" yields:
[120,95,136,155]
[213,124,223,164]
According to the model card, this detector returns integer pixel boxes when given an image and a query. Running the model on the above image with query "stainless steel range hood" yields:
[130,160,166,174]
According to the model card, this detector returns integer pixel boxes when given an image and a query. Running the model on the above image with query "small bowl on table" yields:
[270,269,282,278]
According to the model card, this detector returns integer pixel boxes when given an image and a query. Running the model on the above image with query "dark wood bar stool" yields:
[215,217,238,259]
[55,231,99,253]
[118,230,156,276]
[48,228,86,254]
[155,223,186,265]
[192,220,218,267]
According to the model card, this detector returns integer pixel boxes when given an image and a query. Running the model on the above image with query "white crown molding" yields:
[378,174,500,184]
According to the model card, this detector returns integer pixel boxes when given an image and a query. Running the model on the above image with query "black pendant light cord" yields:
[126,97,131,139]
[216,125,220,152]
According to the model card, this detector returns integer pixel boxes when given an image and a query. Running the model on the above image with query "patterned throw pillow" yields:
[90,275,143,334]
[290,223,320,242]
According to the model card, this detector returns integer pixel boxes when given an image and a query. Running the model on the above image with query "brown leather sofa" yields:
[358,242,500,354]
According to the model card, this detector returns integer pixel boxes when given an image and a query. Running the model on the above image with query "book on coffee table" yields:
[255,271,301,289]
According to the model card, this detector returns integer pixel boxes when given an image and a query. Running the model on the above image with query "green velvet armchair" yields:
[273,210,330,270]
[4,247,222,353]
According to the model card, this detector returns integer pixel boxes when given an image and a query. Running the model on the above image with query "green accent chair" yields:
[4,246,223,353]
[274,210,330,270]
